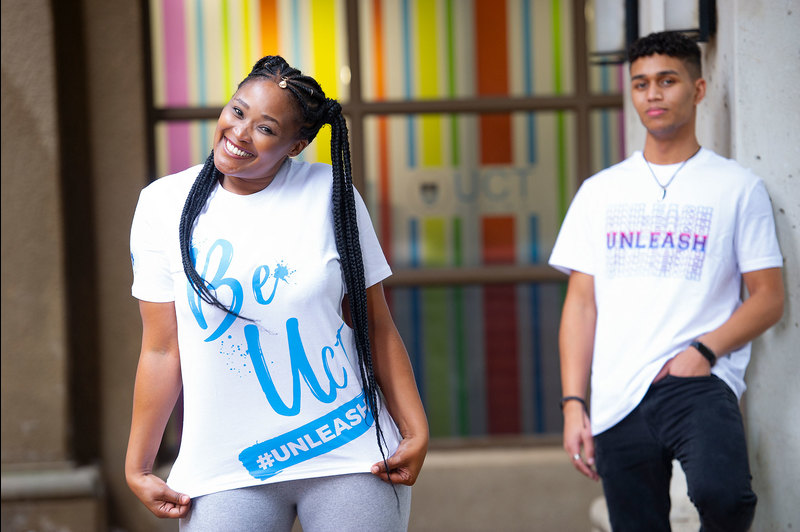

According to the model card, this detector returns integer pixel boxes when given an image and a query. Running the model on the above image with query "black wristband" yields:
[691,340,717,367]
[560,396,587,412]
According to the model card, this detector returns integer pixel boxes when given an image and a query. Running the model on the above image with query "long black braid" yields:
[178,55,392,478]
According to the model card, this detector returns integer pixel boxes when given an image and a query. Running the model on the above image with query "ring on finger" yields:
[572,453,581,461]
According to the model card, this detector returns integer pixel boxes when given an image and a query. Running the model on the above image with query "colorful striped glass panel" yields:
[421,217,450,436]
[150,0,350,176]
[148,0,625,438]
[481,216,520,434]
[475,0,511,165]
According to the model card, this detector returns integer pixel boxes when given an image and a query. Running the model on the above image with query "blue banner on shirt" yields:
[239,392,374,480]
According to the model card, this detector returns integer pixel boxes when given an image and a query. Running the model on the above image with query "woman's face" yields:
[213,78,309,194]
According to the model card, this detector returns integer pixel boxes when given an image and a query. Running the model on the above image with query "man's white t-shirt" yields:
[549,148,783,436]
[130,158,401,497]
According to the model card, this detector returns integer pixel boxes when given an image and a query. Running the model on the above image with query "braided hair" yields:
[178,56,392,473]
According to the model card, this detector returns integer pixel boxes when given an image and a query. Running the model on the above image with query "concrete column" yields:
[1,0,68,468]
[731,2,800,531]
[1,0,104,529]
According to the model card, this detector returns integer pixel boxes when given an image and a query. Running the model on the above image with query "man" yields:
[549,31,784,532]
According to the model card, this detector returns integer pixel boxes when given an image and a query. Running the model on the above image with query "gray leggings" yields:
[180,473,412,532]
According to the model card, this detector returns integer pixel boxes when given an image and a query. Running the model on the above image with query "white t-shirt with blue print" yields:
[549,148,783,436]
[130,158,400,497]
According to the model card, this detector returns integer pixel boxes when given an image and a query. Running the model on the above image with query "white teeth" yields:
[226,139,253,157]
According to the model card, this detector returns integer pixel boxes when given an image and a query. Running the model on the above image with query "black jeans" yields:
[594,375,757,532]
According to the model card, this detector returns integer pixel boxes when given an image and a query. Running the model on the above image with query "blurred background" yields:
[2,0,798,530]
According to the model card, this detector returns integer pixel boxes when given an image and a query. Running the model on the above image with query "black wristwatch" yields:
[690,340,717,367]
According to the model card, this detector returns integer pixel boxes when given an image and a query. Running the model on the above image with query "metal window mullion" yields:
[572,0,592,183]
[345,0,366,191]
[153,93,623,121]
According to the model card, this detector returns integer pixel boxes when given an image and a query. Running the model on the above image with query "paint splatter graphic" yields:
[219,334,251,378]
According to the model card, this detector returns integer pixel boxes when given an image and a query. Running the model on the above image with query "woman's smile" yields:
[224,137,255,158]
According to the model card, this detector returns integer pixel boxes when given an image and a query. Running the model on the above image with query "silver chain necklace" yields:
[644,147,701,201]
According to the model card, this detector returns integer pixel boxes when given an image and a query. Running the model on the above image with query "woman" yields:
[126,55,428,531]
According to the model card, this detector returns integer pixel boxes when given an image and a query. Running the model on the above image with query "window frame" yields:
[142,0,622,287]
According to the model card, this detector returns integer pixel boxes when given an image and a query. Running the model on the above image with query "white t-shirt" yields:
[549,148,783,435]
[130,158,401,497]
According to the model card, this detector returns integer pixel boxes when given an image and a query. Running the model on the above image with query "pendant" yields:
[660,188,667,201]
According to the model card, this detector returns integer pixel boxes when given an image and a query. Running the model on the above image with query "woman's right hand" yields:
[126,301,187,518]
[127,471,191,518]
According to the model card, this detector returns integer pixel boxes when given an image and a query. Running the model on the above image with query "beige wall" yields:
[1,0,105,529]
[79,0,167,529]
[1,0,69,466]
[1,0,155,529]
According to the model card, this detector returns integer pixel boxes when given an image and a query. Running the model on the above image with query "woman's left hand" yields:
[364,282,429,486]
[371,434,428,486]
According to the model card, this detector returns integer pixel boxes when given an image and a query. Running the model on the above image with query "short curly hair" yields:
[628,31,702,79]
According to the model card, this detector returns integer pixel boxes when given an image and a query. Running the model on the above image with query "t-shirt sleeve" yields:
[548,181,598,276]
[735,178,783,273]
[130,186,176,302]
[353,186,392,288]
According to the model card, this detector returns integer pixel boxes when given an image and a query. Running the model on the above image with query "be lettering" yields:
[188,238,290,341]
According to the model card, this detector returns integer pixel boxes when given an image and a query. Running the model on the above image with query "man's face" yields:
[629,53,705,141]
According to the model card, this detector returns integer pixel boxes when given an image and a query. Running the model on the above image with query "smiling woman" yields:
[125,55,428,531]
[211,80,309,194]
